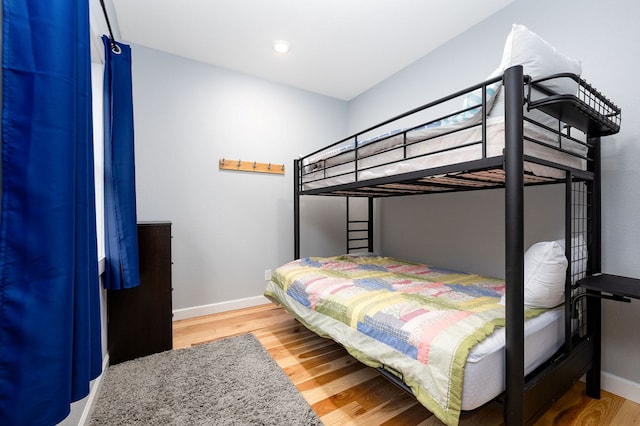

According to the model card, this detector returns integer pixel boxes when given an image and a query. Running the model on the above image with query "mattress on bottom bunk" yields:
[264,254,564,425]
[301,115,586,190]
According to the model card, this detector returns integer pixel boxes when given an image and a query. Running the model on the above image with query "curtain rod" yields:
[99,0,121,53]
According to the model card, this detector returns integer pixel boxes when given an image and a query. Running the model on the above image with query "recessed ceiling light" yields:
[273,40,290,54]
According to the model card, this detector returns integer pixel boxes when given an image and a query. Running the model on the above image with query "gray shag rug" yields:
[89,333,322,425]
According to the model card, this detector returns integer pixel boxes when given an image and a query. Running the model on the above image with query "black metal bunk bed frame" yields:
[292,65,621,425]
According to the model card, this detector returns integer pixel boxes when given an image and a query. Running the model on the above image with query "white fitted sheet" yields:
[461,308,563,409]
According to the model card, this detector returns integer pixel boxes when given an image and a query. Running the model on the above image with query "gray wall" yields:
[131,46,347,311]
[349,0,640,385]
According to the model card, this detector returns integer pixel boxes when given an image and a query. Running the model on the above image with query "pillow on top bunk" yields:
[461,68,502,117]
[499,24,582,95]
[500,241,568,308]
[489,24,581,129]
[436,68,502,127]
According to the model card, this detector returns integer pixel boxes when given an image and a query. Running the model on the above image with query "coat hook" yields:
[220,158,225,166]
[253,161,257,169]
[237,160,242,168]
[268,163,272,170]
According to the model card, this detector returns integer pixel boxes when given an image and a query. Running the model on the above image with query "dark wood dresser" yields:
[107,222,173,364]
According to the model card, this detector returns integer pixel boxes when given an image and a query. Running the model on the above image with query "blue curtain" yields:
[0,1,101,425]
[102,35,140,290]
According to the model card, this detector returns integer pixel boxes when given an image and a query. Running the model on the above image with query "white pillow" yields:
[500,241,568,308]
[436,67,503,127]
[499,24,582,95]
[461,66,503,116]
[489,24,583,135]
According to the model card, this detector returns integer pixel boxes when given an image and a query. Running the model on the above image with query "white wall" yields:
[349,0,640,394]
[131,46,348,314]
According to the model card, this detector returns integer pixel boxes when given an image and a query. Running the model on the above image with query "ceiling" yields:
[93,0,513,101]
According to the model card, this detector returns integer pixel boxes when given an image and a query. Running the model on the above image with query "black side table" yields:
[576,273,640,302]
[574,273,639,399]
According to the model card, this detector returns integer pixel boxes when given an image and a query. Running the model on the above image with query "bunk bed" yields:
[264,25,621,425]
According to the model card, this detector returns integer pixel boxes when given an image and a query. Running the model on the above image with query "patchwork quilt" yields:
[266,254,545,425]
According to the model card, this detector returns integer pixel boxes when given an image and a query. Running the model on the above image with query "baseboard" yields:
[77,354,110,426]
[601,371,640,404]
[172,295,271,321]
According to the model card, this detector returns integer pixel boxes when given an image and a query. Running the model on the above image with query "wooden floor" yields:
[173,303,640,425]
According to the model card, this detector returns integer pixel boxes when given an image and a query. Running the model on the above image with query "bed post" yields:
[368,197,374,252]
[346,196,351,252]
[294,159,301,259]
[504,65,525,426]
[586,136,602,398]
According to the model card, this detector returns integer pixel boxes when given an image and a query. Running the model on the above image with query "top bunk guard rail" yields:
[296,67,621,199]
[304,122,487,185]
[301,75,503,160]
[297,77,504,196]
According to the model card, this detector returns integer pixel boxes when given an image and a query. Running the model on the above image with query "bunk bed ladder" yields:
[346,197,374,254]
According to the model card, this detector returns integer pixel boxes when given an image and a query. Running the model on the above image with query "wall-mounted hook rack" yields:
[219,158,285,175]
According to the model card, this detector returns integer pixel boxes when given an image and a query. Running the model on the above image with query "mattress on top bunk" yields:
[264,254,564,425]
[299,23,609,193]
[301,110,587,191]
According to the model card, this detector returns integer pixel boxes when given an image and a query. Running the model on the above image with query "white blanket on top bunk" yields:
[301,113,586,190]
